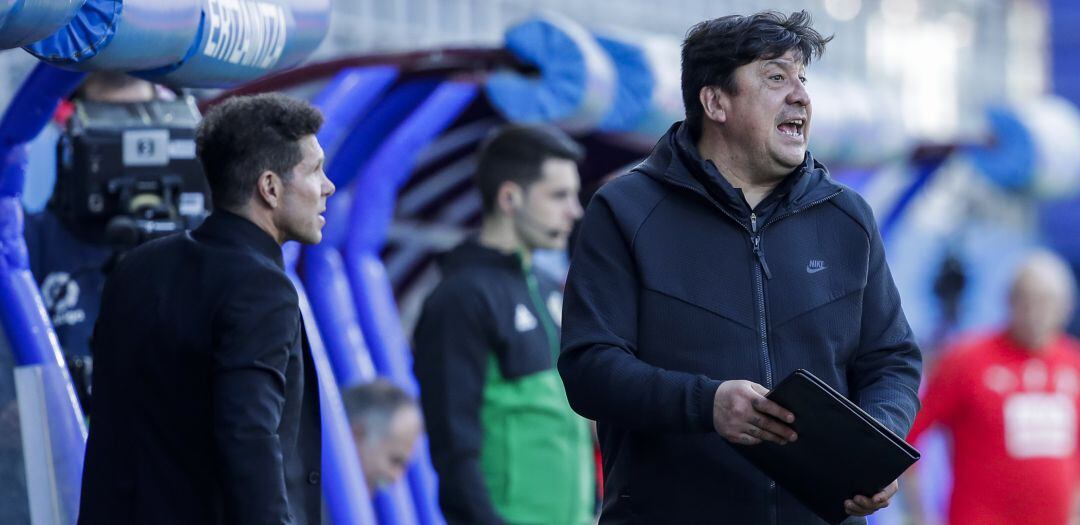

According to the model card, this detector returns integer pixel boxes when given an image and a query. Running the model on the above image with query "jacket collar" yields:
[193,210,284,270]
[438,236,524,276]
[637,122,841,220]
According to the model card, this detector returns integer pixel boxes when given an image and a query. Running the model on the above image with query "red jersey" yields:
[908,330,1080,525]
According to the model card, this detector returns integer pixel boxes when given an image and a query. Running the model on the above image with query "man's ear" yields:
[699,86,728,125]
[496,181,524,215]
[255,170,282,209]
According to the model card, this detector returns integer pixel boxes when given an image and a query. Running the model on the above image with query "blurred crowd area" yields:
[2,1,1080,525]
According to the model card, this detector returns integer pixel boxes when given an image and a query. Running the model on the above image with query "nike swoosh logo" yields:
[806,266,827,274]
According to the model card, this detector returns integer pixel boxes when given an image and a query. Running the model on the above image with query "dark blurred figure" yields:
[906,250,1080,525]
[78,93,334,524]
[341,379,423,493]
[413,124,594,524]
[23,72,159,410]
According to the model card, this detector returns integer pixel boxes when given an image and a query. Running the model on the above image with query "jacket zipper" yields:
[663,176,842,525]
[521,262,560,359]
[520,256,577,523]
[749,212,772,389]
[750,211,778,525]
[750,213,772,279]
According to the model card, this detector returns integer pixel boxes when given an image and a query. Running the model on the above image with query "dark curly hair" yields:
[195,93,323,210]
[681,10,832,137]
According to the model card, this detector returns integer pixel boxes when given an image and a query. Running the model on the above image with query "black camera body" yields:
[51,98,211,247]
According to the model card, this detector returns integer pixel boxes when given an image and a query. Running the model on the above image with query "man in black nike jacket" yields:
[559,11,922,524]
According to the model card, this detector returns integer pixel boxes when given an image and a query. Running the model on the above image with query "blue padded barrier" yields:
[304,190,378,390]
[0,61,87,524]
[301,67,397,392]
[26,0,202,72]
[305,80,447,525]
[22,0,330,88]
[344,80,479,525]
[484,14,614,133]
[879,154,951,243]
[139,0,331,87]
[313,66,401,160]
[285,241,376,525]
[308,80,435,390]
[592,33,653,133]
[965,106,1036,192]
[590,30,684,149]
[0,0,85,49]
[283,68,399,523]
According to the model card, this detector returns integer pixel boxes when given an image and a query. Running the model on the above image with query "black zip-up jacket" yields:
[560,123,922,524]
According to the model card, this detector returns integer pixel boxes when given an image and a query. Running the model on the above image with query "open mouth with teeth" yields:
[777,118,804,137]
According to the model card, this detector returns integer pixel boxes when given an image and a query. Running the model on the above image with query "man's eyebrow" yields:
[760,60,806,78]
[761,58,800,69]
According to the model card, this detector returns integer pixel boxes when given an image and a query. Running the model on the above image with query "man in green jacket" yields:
[413,124,594,524]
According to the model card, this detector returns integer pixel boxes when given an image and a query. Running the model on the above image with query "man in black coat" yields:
[559,11,922,525]
[78,93,335,524]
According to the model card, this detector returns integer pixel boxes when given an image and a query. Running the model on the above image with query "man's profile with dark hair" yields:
[413,123,595,524]
[471,123,585,215]
[79,93,334,525]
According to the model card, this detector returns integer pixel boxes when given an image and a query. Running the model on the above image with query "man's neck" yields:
[696,130,783,210]
[478,216,530,264]
[226,205,284,246]
[1007,327,1057,355]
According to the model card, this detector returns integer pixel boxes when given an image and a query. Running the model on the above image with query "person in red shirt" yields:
[905,250,1080,525]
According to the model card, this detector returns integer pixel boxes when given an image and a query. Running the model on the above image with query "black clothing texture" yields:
[560,123,922,524]
[78,211,321,525]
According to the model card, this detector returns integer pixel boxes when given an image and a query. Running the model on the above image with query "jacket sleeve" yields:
[849,209,923,438]
[559,192,721,433]
[412,280,505,525]
[212,270,298,525]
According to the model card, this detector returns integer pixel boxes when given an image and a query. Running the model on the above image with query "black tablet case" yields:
[734,369,921,524]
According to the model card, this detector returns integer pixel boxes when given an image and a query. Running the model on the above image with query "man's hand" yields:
[713,380,797,445]
[845,480,898,517]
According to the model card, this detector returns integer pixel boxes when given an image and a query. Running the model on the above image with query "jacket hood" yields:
[634,121,842,216]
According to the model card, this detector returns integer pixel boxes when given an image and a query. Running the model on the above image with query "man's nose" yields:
[788,79,810,107]
[569,199,584,220]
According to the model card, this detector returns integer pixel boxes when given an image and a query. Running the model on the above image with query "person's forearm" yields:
[853,357,922,436]
[213,351,292,523]
[559,342,720,433]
